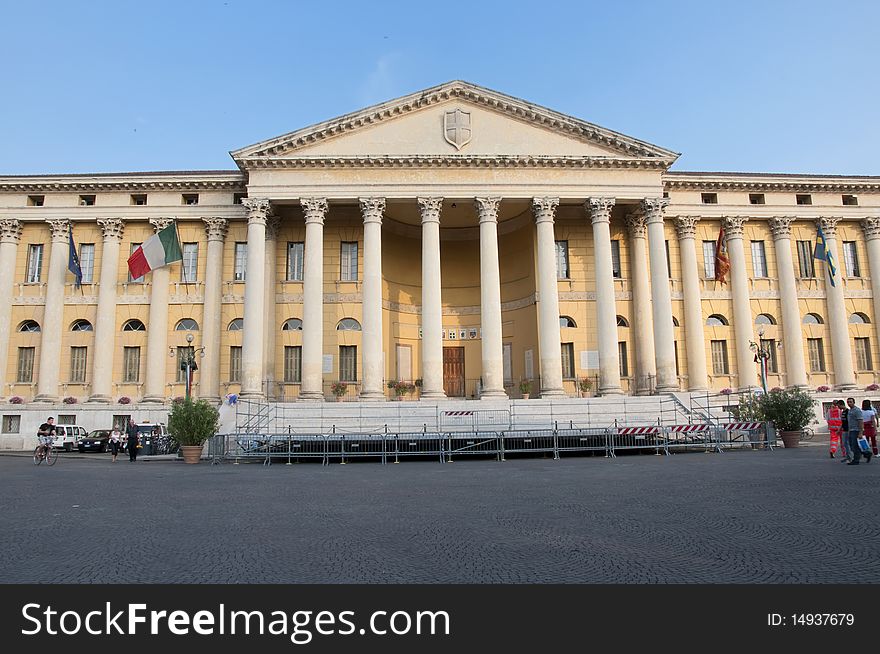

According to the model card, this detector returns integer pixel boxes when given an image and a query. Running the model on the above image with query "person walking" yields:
[109,424,122,463]
[839,400,851,463]
[826,400,843,459]
[126,419,139,462]
[861,399,878,457]
[845,397,868,465]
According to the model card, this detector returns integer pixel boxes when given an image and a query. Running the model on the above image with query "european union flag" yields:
[68,231,83,289]
[814,225,837,287]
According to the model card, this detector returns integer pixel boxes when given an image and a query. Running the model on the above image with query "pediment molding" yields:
[239,154,669,170]
[0,173,245,194]
[665,172,880,194]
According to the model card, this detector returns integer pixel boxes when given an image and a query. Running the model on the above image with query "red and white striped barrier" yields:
[616,426,659,435]
[669,424,709,433]
[442,411,474,417]
[723,422,763,431]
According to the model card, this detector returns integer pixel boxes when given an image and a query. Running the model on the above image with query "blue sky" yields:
[2,0,878,175]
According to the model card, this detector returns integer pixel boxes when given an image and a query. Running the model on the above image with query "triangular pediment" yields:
[231,81,678,168]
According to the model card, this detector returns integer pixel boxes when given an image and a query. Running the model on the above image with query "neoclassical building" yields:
[1,80,879,405]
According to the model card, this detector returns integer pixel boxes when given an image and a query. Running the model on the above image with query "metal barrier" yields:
[388,433,445,463]
[445,431,502,462]
[610,425,663,457]
[338,434,387,464]
[555,427,612,458]
[714,422,774,452]
[665,424,713,454]
[500,429,556,459]
[439,409,511,432]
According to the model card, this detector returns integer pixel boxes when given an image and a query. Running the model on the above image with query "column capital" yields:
[533,197,560,225]
[768,216,795,239]
[816,216,841,237]
[673,215,699,240]
[301,197,328,226]
[586,197,614,224]
[0,218,23,244]
[862,216,880,241]
[265,215,281,241]
[418,197,443,224]
[202,217,229,242]
[97,218,125,242]
[149,217,175,233]
[721,215,748,239]
[625,211,648,238]
[242,198,272,226]
[475,197,502,224]
[359,197,386,225]
[641,197,669,225]
[46,219,71,243]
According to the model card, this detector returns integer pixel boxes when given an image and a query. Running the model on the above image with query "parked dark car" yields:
[78,429,111,453]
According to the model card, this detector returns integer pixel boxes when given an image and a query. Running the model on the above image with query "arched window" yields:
[672,316,680,327]
[282,318,303,331]
[70,319,93,332]
[560,316,577,328]
[850,312,871,324]
[755,314,776,326]
[336,318,362,331]
[18,320,41,333]
[803,313,824,325]
[122,319,146,332]
[175,319,199,331]
[227,318,244,331]
[616,316,629,328]
[706,314,729,326]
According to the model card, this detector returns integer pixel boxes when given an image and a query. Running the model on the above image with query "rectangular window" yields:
[177,346,194,383]
[234,242,247,281]
[2,415,20,433]
[57,415,76,425]
[618,341,629,377]
[130,194,147,206]
[112,415,131,429]
[711,340,729,375]
[751,240,768,277]
[807,338,825,372]
[855,337,873,371]
[26,244,43,283]
[843,241,860,277]
[561,342,574,379]
[17,347,35,383]
[555,240,569,279]
[229,346,242,383]
[665,239,672,279]
[503,343,512,384]
[182,193,199,205]
[70,347,87,383]
[79,243,95,283]
[286,242,304,281]
[284,346,302,383]
[760,339,779,373]
[702,241,716,279]
[611,240,621,278]
[796,194,812,205]
[701,193,718,204]
[340,242,358,281]
[674,341,680,377]
[796,241,815,278]
[181,242,198,282]
[27,195,44,206]
[123,347,140,383]
[128,243,144,282]
[339,345,357,382]
[233,193,246,205]
[842,194,859,206]
[78,194,96,206]
[749,193,765,205]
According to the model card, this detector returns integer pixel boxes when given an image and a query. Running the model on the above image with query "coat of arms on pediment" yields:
[443,108,472,150]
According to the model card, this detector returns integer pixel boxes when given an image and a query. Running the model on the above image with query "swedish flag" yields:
[814,225,837,287]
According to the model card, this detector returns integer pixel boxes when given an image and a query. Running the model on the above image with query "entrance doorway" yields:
[443,347,465,397]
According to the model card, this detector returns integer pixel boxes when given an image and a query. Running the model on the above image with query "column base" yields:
[33,394,58,404]
[86,395,111,404]
[479,390,508,399]
[140,395,166,404]
[656,385,680,393]
[297,392,324,402]
[598,387,624,396]
[834,383,858,391]
[358,391,385,402]
[540,389,566,398]
[239,391,266,401]
[419,391,447,400]
[686,386,708,393]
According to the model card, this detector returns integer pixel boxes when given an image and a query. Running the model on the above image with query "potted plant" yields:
[816,385,830,393]
[331,381,348,401]
[757,386,817,448]
[118,396,131,405]
[63,396,78,404]
[9,396,24,404]
[867,383,879,392]
[167,398,220,464]
[577,377,592,398]
[519,379,531,400]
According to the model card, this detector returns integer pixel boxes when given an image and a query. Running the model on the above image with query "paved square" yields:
[1,448,878,583]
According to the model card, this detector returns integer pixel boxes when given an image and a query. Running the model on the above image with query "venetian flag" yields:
[127,222,183,279]
[714,226,731,284]
[813,225,838,287]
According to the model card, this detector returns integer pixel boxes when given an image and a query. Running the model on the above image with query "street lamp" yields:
[749,329,781,394]
[169,333,205,402]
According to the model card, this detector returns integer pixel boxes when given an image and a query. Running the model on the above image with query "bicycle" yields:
[33,437,58,466]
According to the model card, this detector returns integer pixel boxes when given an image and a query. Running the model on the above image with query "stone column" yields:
[418,197,446,399]
[34,220,71,403]
[0,220,22,396]
[476,197,507,399]
[625,209,656,394]
[644,198,677,392]
[534,197,565,397]
[300,197,327,401]
[674,216,708,391]
[820,217,856,389]
[263,215,280,400]
[359,197,386,401]
[769,216,808,388]
[88,218,125,403]
[723,215,757,391]
[862,217,880,375]
[200,217,228,403]
[240,199,270,400]
[141,217,175,404]
[587,198,621,395]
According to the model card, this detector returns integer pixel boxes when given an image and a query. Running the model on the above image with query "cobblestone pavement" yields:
[1,447,878,583]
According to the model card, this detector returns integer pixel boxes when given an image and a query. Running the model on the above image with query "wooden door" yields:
[443,347,465,397]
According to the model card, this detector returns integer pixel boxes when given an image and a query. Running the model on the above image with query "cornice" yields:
[664,172,880,194]
[236,155,670,171]
[0,173,246,194]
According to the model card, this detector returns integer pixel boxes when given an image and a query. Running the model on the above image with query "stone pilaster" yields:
[0,220,22,397]
[200,217,228,403]
[34,220,72,403]
[475,197,507,398]
[88,218,125,402]
[300,197,327,401]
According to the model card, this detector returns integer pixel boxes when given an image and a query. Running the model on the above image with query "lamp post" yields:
[169,333,205,402]
[749,329,780,394]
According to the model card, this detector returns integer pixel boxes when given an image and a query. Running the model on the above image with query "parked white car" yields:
[51,425,88,451]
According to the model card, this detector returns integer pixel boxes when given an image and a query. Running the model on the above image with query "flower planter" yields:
[779,431,800,448]
[521,393,530,400]
[180,445,203,464]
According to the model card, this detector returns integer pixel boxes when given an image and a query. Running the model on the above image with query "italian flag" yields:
[127,223,183,279]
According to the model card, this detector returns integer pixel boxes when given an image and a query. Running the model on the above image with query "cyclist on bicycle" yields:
[36,416,56,457]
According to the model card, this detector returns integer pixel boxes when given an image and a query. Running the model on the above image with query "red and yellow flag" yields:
[715,227,730,284]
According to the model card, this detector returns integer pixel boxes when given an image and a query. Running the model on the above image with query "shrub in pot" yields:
[757,387,816,448]
[167,398,220,464]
